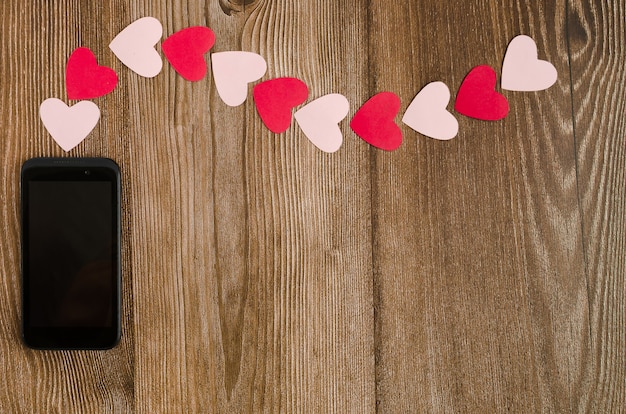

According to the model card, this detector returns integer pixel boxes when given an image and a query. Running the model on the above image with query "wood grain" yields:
[126,0,375,412]
[0,0,624,412]
[568,0,626,410]
[368,1,589,411]
[0,1,135,413]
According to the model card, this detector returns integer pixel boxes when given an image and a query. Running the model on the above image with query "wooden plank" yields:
[123,1,230,412]
[221,1,376,411]
[0,1,135,413]
[128,0,375,412]
[368,1,589,411]
[568,0,626,410]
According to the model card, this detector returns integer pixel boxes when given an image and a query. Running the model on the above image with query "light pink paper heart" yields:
[501,35,557,91]
[40,98,100,152]
[109,17,163,78]
[402,82,459,140]
[294,94,349,153]
[212,51,267,107]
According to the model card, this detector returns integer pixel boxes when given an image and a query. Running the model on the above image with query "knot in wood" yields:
[219,0,256,15]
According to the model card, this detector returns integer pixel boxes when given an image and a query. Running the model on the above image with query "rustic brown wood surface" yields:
[0,0,623,412]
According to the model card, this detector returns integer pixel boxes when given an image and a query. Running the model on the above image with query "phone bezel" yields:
[20,157,121,350]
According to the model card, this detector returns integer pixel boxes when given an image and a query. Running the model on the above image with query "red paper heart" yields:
[455,65,509,121]
[350,92,402,151]
[66,47,118,100]
[162,26,215,81]
[253,78,309,133]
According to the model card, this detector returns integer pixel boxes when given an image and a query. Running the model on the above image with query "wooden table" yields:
[1,1,624,412]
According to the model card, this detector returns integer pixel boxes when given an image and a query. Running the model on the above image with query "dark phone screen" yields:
[28,181,113,327]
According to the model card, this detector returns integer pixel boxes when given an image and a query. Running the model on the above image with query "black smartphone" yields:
[21,158,121,349]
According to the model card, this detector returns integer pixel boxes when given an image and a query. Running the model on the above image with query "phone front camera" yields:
[84,170,91,175]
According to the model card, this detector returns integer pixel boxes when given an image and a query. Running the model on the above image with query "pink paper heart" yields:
[402,82,459,140]
[501,35,558,91]
[40,98,100,152]
[212,51,267,106]
[109,16,163,78]
[294,94,350,153]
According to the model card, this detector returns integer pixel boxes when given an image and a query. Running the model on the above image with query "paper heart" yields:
[66,47,118,100]
[402,82,459,140]
[40,98,100,152]
[350,92,402,151]
[212,51,267,106]
[294,94,350,153]
[109,16,163,78]
[253,78,309,133]
[454,65,509,121]
[162,26,215,81]
[501,35,558,91]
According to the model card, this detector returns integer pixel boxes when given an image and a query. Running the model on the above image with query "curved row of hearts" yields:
[39,17,558,153]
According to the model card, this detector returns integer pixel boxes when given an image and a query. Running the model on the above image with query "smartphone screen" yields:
[21,158,121,349]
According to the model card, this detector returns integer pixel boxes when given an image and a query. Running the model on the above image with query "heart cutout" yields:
[162,26,216,81]
[253,78,309,133]
[455,65,509,121]
[351,92,402,151]
[109,16,163,78]
[40,98,100,152]
[66,47,118,100]
[294,94,350,153]
[402,82,459,140]
[212,51,267,107]
[502,35,558,91]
